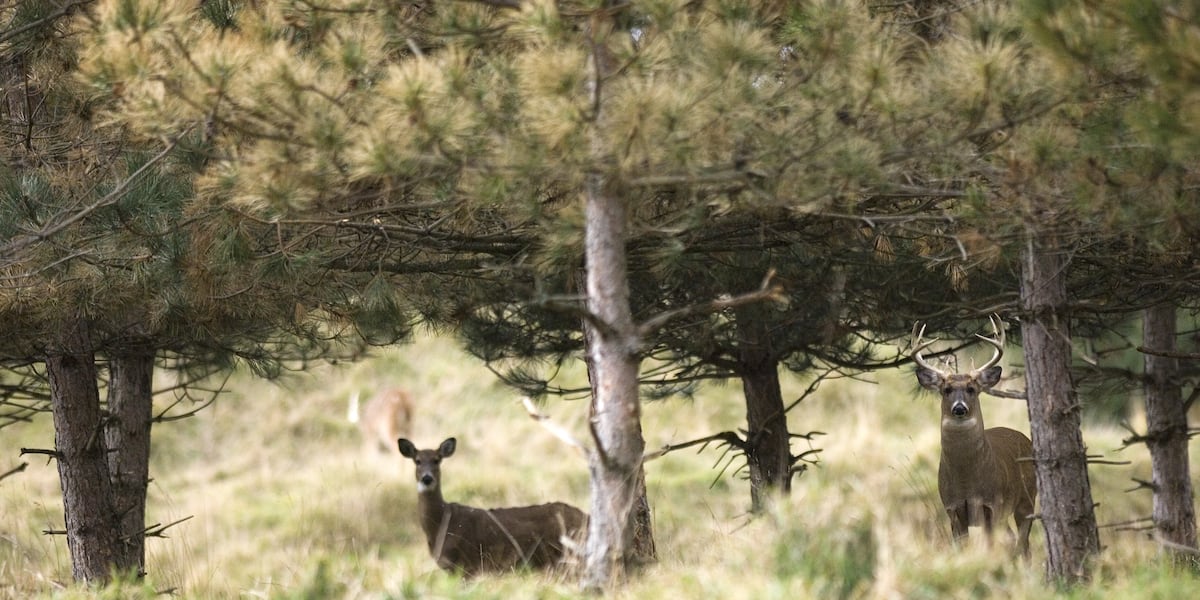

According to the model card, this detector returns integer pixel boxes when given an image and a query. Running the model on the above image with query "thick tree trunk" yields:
[735,308,791,512]
[1142,304,1198,563]
[105,350,156,576]
[581,171,645,591]
[46,315,125,584]
[1019,230,1100,583]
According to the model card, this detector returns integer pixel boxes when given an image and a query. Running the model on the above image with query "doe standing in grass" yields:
[397,437,588,576]
[912,316,1038,557]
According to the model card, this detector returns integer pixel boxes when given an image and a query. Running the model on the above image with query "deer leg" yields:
[1015,512,1033,559]
[948,505,968,543]
[980,503,995,548]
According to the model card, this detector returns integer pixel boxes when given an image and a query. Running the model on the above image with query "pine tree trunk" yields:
[46,315,125,584]
[1142,304,1198,563]
[580,5,646,591]
[105,350,156,576]
[581,171,645,591]
[581,316,656,565]
[735,308,791,512]
[1019,229,1100,583]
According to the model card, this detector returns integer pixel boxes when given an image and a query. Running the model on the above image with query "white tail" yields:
[350,388,414,453]
[347,391,361,423]
[397,437,588,575]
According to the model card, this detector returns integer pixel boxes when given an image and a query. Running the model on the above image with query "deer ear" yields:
[398,438,417,458]
[439,437,457,458]
[915,366,943,389]
[979,366,1002,388]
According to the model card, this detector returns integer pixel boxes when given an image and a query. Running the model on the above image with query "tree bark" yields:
[735,307,792,512]
[581,313,656,565]
[579,5,646,592]
[1142,304,1198,564]
[1019,229,1100,583]
[581,171,645,591]
[46,314,125,584]
[105,350,156,576]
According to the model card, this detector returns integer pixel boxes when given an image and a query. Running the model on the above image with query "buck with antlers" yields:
[397,437,588,576]
[912,316,1038,556]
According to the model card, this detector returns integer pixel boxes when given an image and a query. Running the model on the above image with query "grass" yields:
[1,333,1198,598]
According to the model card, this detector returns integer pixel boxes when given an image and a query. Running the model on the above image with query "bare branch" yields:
[984,388,1028,400]
[19,448,60,461]
[643,430,746,461]
[1086,454,1131,466]
[522,397,589,456]
[139,516,195,540]
[0,462,28,484]
[1124,478,1156,493]
[1136,345,1200,361]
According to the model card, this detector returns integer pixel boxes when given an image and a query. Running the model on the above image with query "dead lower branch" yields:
[1124,478,1157,493]
[643,430,746,461]
[522,397,589,456]
[985,388,1027,400]
[1086,454,1131,466]
[139,515,195,540]
[19,448,60,461]
[1136,346,1200,361]
[0,462,28,484]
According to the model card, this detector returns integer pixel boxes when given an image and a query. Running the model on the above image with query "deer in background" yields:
[348,388,414,454]
[912,315,1038,556]
[397,437,588,576]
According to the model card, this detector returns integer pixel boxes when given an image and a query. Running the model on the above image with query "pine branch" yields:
[636,269,784,339]
[0,135,185,263]
[0,1,94,46]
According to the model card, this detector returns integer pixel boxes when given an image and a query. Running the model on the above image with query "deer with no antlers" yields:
[397,437,588,576]
[348,388,414,454]
[912,316,1038,556]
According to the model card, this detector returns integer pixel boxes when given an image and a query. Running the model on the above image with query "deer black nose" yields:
[951,402,968,417]
[420,474,435,486]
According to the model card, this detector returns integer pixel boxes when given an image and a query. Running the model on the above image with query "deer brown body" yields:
[397,437,587,576]
[349,388,414,453]
[913,317,1038,556]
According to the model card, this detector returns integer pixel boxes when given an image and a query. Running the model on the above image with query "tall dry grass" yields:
[1,333,1197,598]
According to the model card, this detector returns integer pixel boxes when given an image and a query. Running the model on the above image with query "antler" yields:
[911,322,951,378]
[969,314,1006,376]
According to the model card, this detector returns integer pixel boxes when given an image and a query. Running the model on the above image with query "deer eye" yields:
[942,386,953,395]
[966,386,976,394]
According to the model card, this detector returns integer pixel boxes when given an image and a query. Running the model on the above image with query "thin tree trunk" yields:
[581,316,656,564]
[581,171,645,591]
[579,4,645,591]
[105,350,156,576]
[735,307,791,512]
[1142,304,1198,564]
[46,314,125,584]
[1019,229,1100,583]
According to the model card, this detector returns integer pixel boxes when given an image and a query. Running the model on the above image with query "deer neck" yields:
[417,488,448,542]
[940,418,992,469]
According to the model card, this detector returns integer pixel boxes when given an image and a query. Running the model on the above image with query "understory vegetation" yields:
[2,334,1195,598]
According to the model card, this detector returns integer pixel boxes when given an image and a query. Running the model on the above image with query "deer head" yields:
[912,315,1006,428]
[398,437,455,493]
